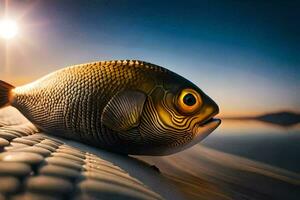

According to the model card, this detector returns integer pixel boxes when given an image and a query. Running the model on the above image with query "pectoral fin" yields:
[101,90,147,132]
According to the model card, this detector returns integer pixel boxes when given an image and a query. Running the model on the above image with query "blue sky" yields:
[0,0,299,116]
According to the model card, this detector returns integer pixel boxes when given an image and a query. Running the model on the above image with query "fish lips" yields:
[194,118,221,139]
[182,118,221,150]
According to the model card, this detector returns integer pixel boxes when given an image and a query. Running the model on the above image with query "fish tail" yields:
[0,80,15,108]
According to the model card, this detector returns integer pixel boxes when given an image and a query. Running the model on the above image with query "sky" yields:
[0,0,299,116]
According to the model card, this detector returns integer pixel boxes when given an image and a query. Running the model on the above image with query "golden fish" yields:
[0,60,220,155]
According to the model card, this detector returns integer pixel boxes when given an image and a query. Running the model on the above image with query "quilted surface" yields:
[0,107,184,200]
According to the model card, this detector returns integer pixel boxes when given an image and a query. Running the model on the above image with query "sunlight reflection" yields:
[217,119,300,135]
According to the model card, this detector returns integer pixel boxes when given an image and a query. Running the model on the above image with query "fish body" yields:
[0,60,220,155]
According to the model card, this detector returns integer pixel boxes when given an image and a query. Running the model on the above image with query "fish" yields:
[0,60,220,155]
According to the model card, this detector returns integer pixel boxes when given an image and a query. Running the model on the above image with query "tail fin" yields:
[0,80,15,108]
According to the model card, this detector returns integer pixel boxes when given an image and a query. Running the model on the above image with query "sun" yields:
[0,19,18,40]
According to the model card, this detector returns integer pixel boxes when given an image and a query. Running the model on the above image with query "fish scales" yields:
[14,61,152,143]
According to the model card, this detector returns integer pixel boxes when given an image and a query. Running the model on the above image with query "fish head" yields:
[138,72,221,155]
[101,67,220,155]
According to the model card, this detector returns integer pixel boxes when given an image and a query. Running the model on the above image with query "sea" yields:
[202,119,300,173]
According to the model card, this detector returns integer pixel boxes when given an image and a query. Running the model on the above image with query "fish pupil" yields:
[183,93,196,106]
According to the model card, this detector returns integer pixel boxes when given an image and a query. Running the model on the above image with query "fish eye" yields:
[183,93,196,106]
[177,88,202,114]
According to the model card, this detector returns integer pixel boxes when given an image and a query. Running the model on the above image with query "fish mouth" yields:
[198,117,221,128]
[194,117,221,139]
[183,117,221,149]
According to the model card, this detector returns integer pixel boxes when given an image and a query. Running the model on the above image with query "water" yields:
[202,119,300,173]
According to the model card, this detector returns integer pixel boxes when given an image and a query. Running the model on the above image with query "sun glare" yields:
[0,19,18,40]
